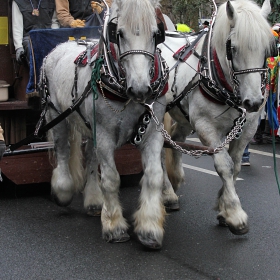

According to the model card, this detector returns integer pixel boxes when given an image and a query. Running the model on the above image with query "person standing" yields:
[202,20,209,31]
[12,0,59,65]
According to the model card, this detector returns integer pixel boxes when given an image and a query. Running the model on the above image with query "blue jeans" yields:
[242,144,250,160]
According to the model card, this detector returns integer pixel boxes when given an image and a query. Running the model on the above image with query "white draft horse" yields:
[160,0,276,234]
[41,0,170,249]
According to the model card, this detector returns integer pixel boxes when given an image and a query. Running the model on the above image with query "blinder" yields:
[107,20,165,46]
[226,37,268,70]
[225,37,268,101]
[108,21,118,45]
[226,39,232,61]
[155,21,165,45]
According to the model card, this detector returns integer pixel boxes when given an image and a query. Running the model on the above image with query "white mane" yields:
[212,0,274,57]
[113,0,159,37]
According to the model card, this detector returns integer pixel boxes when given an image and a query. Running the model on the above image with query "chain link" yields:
[146,102,247,158]
[98,80,131,113]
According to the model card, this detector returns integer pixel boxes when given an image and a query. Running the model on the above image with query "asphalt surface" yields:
[0,140,280,280]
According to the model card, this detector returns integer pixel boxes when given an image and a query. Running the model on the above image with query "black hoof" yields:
[104,231,130,243]
[86,206,102,217]
[164,201,180,212]
[52,193,73,207]
[137,233,162,250]
[217,216,228,227]
[228,224,249,235]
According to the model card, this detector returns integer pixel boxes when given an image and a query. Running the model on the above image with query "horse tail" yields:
[164,113,177,188]
[68,126,86,192]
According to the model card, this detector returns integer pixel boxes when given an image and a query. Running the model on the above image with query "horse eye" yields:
[118,30,124,38]
[231,46,237,54]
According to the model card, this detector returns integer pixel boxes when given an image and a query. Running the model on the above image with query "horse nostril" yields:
[127,87,132,95]
[243,99,250,109]
[243,99,262,113]
[126,85,153,103]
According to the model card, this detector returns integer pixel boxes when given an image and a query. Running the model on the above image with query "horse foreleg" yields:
[213,150,249,235]
[83,140,103,216]
[165,121,192,191]
[161,149,179,211]
[48,115,76,206]
[99,150,129,243]
[228,139,248,182]
[134,137,165,249]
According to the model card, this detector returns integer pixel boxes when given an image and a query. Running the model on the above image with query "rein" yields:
[8,79,93,152]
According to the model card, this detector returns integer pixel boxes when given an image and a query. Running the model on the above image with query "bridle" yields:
[107,20,165,58]
[97,5,169,101]
[225,35,268,103]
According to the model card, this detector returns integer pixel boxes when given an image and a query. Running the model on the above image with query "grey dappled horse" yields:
[41,0,171,249]
[160,0,276,235]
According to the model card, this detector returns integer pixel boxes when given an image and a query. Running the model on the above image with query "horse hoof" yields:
[52,193,73,207]
[164,201,180,212]
[104,230,130,243]
[137,233,162,250]
[228,224,249,235]
[217,216,228,227]
[112,233,130,243]
[86,206,102,217]
[217,216,249,235]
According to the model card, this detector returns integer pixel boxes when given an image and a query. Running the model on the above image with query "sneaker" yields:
[241,158,250,166]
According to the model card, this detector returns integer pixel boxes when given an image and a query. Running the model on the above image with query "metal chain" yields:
[160,109,245,157]
[145,102,247,158]
[98,80,131,113]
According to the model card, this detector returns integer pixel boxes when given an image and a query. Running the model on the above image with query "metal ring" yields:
[138,126,146,135]
[142,114,150,125]
[134,135,142,145]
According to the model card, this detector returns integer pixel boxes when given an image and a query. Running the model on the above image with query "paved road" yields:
[0,140,280,280]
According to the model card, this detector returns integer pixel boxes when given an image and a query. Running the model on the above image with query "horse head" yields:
[109,0,161,103]
[212,0,276,113]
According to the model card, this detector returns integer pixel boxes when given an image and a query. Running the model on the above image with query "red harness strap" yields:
[212,49,233,92]
[198,49,233,105]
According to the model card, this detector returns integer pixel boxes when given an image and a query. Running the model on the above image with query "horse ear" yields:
[260,0,271,19]
[226,1,236,27]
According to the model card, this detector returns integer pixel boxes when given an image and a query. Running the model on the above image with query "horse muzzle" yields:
[126,86,153,103]
[243,97,264,113]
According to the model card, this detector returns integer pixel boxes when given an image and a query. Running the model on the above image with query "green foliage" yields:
[161,0,280,31]
[172,0,210,29]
